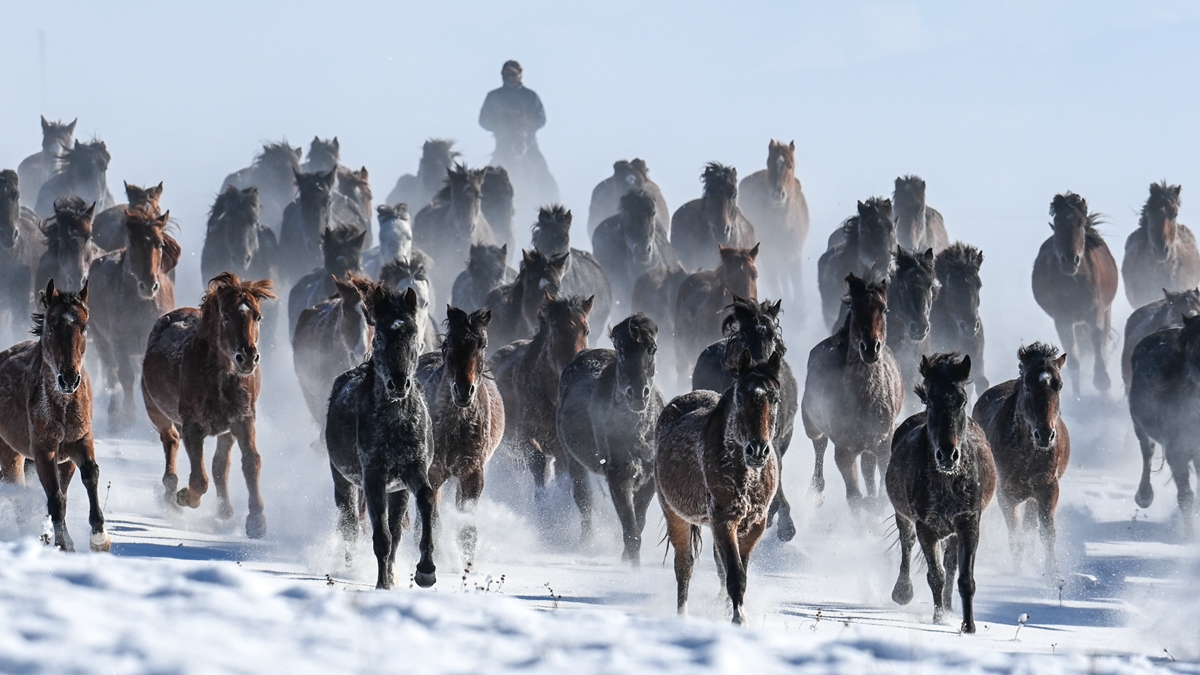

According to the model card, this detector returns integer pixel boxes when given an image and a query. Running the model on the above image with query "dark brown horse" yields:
[973,343,1070,575]
[88,208,179,432]
[1122,288,1200,391]
[592,189,680,311]
[34,140,116,220]
[656,350,782,624]
[278,167,369,284]
[1031,192,1118,395]
[141,273,275,538]
[18,116,76,207]
[337,166,373,231]
[673,244,759,387]
[586,159,671,238]
[200,185,278,284]
[530,205,613,341]
[1122,181,1200,307]
[885,247,939,407]
[292,275,374,432]
[385,139,460,213]
[1128,314,1200,536]
[802,274,903,514]
[738,140,810,300]
[0,170,46,341]
[416,306,504,559]
[302,136,341,174]
[893,175,949,253]
[36,197,102,293]
[818,198,897,330]
[931,243,988,393]
[413,164,495,298]
[222,141,303,231]
[0,280,109,552]
[287,224,366,337]
[483,249,569,352]
[93,182,164,252]
[451,243,516,313]
[670,163,756,271]
[887,353,995,633]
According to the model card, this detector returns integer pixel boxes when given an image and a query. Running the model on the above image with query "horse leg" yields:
[769,437,796,542]
[941,533,959,612]
[0,439,24,485]
[408,473,437,588]
[92,331,123,434]
[915,522,946,624]
[116,352,138,431]
[833,444,864,515]
[330,463,358,564]
[232,422,265,539]
[998,492,1024,570]
[142,379,180,502]
[456,468,485,561]
[386,489,408,588]
[566,455,593,545]
[1165,445,1196,539]
[891,513,916,605]
[663,506,695,616]
[808,435,828,503]
[176,423,208,510]
[211,433,235,520]
[62,437,110,552]
[860,452,878,499]
[955,517,981,633]
[363,475,392,589]
[1034,482,1061,578]
[1134,421,1156,508]
[33,444,72,552]
[1053,318,1081,398]
[632,479,656,546]
[713,521,747,625]
[1088,315,1112,392]
[605,471,641,567]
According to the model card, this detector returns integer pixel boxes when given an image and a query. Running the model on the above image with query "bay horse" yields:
[673,243,759,387]
[558,314,663,564]
[326,285,438,589]
[481,165,516,252]
[18,116,76,208]
[413,163,495,299]
[802,274,903,514]
[670,163,756,272]
[452,243,516,313]
[893,175,949,253]
[490,295,593,517]
[222,141,303,231]
[531,205,613,340]
[656,350,782,624]
[738,140,810,300]
[142,273,275,538]
[34,140,115,220]
[278,167,368,285]
[586,159,671,238]
[293,275,373,432]
[0,170,46,341]
[931,243,988,393]
[385,139,460,213]
[286,224,366,337]
[1122,181,1200,307]
[1122,288,1200,391]
[416,306,504,559]
[0,280,110,552]
[379,257,438,352]
[691,296,798,542]
[973,343,1069,575]
[36,197,102,293]
[88,208,179,433]
[1128,313,1200,537]
[93,181,164,252]
[482,249,569,352]
[1031,192,1118,396]
[818,198,898,330]
[887,353,995,633]
[592,189,680,310]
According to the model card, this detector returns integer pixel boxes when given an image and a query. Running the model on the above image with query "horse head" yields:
[766,140,796,205]
[443,306,492,408]
[538,294,593,365]
[532,205,572,258]
[845,273,889,364]
[619,190,657,266]
[445,163,486,238]
[717,243,760,302]
[44,197,96,290]
[701,162,739,244]
[123,208,177,300]
[729,349,782,469]
[321,223,367,278]
[365,284,422,401]
[468,244,510,286]
[916,353,973,473]
[34,278,89,394]
[40,116,76,155]
[1143,181,1182,263]
[305,136,340,173]
[332,275,374,365]
[1017,342,1066,450]
[210,186,261,273]
[854,197,897,272]
[1049,191,1096,276]
[935,243,984,338]
[376,203,413,263]
[419,139,460,192]
[890,247,938,342]
[200,273,274,376]
[611,313,658,412]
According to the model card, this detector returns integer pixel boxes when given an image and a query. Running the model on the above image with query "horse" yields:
[416,306,504,560]
[88,208,180,433]
[802,274,904,514]
[973,343,1069,575]
[737,140,810,300]
[293,275,373,433]
[287,224,366,338]
[490,295,593,514]
[557,314,663,564]
[1128,313,1200,537]
[336,166,373,233]
[18,116,76,208]
[222,141,303,231]
[673,244,759,386]
[931,243,988,393]
[326,285,438,589]
[1122,288,1200,391]
[302,136,341,174]
[413,164,495,298]
[887,353,995,633]
[586,159,671,238]
[0,170,46,341]
[481,166,515,251]
[592,189,679,310]
[93,182,164,252]
[691,296,799,542]
[0,280,110,553]
[200,186,278,285]
[893,175,949,253]
[379,257,438,352]
[1031,192,1119,396]
[530,205,613,340]
[818,198,898,330]
[36,197,102,294]
[656,350,782,624]
[670,163,756,272]
[34,140,115,220]
[278,167,369,284]
[364,204,414,279]
[632,262,690,344]
[451,243,516,313]
[1122,181,1200,308]
[483,249,569,352]
[885,247,939,406]
[385,139,460,213]
[141,273,275,538]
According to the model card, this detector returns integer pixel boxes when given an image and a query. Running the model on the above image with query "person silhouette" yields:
[479,60,559,216]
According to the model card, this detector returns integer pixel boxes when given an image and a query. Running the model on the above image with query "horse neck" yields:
[300,196,332,234]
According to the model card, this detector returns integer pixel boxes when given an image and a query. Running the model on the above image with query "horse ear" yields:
[918,354,933,378]
[914,384,928,404]
[954,354,972,381]
[151,182,164,198]
[332,137,340,151]
[500,244,508,259]
[402,286,418,312]
[1164,288,1173,301]
[445,305,467,323]
[84,202,96,217]
[358,166,367,179]
[845,273,865,294]
[769,299,782,318]
[78,280,88,304]
[474,308,492,328]
[522,249,533,265]
[1054,353,1067,370]
[923,248,934,261]
[66,119,77,133]
[748,243,760,259]
[767,350,782,375]
[737,348,753,375]
[789,140,795,151]
[581,295,595,315]
[157,210,170,225]
[351,229,368,250]
[42,279,57,307]
[41,115,50,131]
[293,147,303,159]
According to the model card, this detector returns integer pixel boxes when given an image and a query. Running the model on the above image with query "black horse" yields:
[931,243,988,393]
[818,198,897,330]
[592,190,679,311]
[530,205,612,341]
[452,243,516,313]
[287,224,366,337]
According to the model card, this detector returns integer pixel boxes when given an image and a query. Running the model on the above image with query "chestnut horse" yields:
[0,280,110,552]
[673,244,759,386]
[1122,181,1200,307]
[1031,192,1118,396]
[1122,288,1200,391]
[670,163,756,272]
[738,140,810,300]
[141,273,275,538]
[88,208,179,433]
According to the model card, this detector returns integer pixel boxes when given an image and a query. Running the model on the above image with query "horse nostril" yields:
[244,255,253,266]
[151,282,160,293]
[1032,429,1042,444]
[641,385,651,399]
[467,384,476,398]
[951,447,961,463]
[1072,255,1081,266]
[234,353,245,364]
[1047,429,1057,444]
[935,449,944,464]
[625,386,635,399]
[386,379,397,392]
[251,352,260,364]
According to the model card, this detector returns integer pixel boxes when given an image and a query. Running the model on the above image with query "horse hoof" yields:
[218,501,235,520]
[776,517,797,542]
[961,620,976,634]
[245,513,267,539]
[1135,486,1154,509]
[891,581,913,605]
[414,566,437,588]
[89,531,112,553]
[176,488,201,509]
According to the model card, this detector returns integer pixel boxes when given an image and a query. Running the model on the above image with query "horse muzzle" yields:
[56,371,82,394]
[0,229,17,250]
[451,382,477,408]
[1031,427,1057,450]
[136,279,161,300]
[385,377,411,400]
[933,445,962,473]
[858,339,882,364]
[623,385,652,412]
[743,440,772,469]
[1057,254,1081,276]
[770,188,788,205]
[233,349,260,376]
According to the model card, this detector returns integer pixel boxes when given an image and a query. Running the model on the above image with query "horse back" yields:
[141,308,201,424]
[654,390,720,523]
[669,199,710,269]
[0,341,41,454]
[556,348,614,472]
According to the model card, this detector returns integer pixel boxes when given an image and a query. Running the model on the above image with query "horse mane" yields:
[893,175,927,201]
[1050,191,1105,247]
[720,297,784,354]
[611,312,658,350]
[1017,341,1061,371]
[0,169,17,193]
[894,246,936,280]
[57,139,109,170]
[533,295,590,344]
[377,203,409,223]
[422,139,459,162]
[198,272,275,334]
[619,189,656,221]
[1139,181,1182,229]
[380,256,428,287]
[914,352,970,400]
[534,205,572,232]
[42,196,93,251]
[30,287,88,337]
[208,186,259,234]
[935,242,984,278]
[701,162,737,198]
[432,163,483,203]
[443,306,490,346]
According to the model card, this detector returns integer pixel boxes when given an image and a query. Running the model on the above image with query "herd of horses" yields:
[2,115,1199,632]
